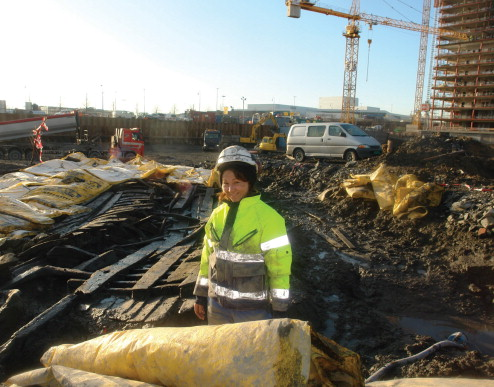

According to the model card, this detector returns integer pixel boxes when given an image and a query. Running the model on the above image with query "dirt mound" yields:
[257,134,494,380]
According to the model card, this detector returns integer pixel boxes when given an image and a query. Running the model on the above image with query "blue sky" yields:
[2,0,432,115]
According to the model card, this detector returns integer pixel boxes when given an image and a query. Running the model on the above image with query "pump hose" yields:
[365,332,467,384]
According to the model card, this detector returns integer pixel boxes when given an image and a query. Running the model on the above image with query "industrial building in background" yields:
[430,0,494,134]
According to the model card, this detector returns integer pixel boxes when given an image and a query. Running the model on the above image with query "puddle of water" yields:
[390,315,494,356]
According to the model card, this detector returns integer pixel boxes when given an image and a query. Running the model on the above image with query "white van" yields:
[286,122,382,162]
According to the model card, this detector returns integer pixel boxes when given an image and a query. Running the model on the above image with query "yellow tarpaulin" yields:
[5,365,160,387]
[40,319,312,387]
[0,153,212,238]
[6,319,364,387]
[341,164,444,219]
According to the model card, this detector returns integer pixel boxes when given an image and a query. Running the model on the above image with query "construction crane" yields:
[286,0,468,125]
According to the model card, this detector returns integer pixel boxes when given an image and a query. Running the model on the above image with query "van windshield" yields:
[340,124,368,136]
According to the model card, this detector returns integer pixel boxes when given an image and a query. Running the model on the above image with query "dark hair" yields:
[218,162,257,200]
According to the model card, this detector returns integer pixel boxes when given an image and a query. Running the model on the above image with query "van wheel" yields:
[344,150,358,162]
[293,149,305,162]
[8,149,22,161]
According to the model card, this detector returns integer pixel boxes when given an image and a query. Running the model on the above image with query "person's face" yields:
[221,169,249,202]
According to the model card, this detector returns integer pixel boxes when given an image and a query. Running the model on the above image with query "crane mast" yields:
[341,0,360,123]
[413,0,432,128]
[286,0,468,124]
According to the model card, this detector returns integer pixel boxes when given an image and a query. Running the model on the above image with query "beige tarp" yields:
[6,319,365,387]
[0,153,211,238]
[41,319,311,386]
[5,365,159,387]
[341,164,444,219]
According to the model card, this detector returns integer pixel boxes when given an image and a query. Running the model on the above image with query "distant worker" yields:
[193,145,292,324]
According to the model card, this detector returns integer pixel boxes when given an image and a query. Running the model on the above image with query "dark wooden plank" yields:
[331,227,356,249]
[179,268,200,298]
[132,243,192,290]
[315,230,343,249]
[166,261,198,284]
[178,298,196,314]
[2,266,90,290]
[114,299,146,321]
[144,296,179,323]
[129,296,164,323]
[184,250,202,262]
[75,241,165,295]
[107,298,137,320]
[0,295,77,365]
[198,187,215,221]
[172,184,197,210]
[74,250,120,272]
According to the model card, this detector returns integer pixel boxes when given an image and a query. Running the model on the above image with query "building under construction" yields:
[430,0,494,134]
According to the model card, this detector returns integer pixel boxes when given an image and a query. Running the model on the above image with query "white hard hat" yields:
[217,145,256,166]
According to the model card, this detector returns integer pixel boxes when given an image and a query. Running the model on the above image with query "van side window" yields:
[328,126,342,136]
[307,125,325,137]
[291,126,305,136]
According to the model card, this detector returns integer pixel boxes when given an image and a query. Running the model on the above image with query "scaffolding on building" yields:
[430,0,494,133]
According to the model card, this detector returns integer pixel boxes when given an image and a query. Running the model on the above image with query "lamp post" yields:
[221,95,226,110]
[100,85,104,114]
[241,96,246,123]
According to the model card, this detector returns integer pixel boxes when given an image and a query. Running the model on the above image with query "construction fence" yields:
[0,113,274,146]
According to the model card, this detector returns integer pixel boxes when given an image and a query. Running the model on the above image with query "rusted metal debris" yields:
[0,177,214,376]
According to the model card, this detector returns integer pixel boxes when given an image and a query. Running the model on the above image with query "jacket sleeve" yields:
[261,210,292,312]
[193,220,213,298]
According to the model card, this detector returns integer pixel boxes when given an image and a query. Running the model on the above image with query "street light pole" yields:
[221,95,226,110]
[241,96,246,124]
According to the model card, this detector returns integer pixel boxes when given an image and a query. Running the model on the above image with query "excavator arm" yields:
[240,112,280,145]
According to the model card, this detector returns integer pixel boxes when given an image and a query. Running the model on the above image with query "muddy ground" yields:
[1,136,494,382]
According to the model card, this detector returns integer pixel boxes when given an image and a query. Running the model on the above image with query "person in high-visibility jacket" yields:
[194,145,292,324]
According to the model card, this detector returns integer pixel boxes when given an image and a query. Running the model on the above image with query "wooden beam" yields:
[144,296,179,323]
[132,244,192,290]
[75,240,166,295]
[331,227,356,249]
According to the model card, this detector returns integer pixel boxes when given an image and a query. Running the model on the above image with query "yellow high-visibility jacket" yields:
[194,194,292,311]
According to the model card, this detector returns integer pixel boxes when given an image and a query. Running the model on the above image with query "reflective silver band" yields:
[260,235,290,251]
[270,288,290,300]
[212,282,268,301]
[197,276,209,287]
[217,249,264,263]
[207,238,214,248]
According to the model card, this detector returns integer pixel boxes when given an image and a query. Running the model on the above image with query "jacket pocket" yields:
[232,261,266,293]
[232,229,258,248]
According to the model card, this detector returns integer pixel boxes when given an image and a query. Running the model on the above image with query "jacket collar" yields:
[223,194,261,210]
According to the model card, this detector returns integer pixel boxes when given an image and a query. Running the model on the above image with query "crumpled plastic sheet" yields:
[341,164,443,219]
[0,153,212,238]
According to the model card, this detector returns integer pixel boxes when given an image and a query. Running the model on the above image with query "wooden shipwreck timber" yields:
[0,156,214,377]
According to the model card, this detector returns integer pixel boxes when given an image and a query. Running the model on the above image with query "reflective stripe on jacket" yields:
[193,194,292,311]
